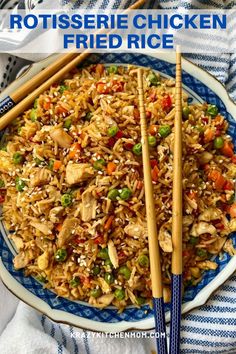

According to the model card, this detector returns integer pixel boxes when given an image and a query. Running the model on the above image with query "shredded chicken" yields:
[49,206,64,223]
[124,224,145,238]
[158,222,173,253]
[98,277,111,294]
[223,239,236,256]
[81,189,97,222]
[50,128,72,148]
[31,168,51,187]
[37,251,49,270]
[207,237,227,254]
[58,217,79,247]
[89,294,114,308]
[66,163,94,185]
[199,208,222,222]
[30,221,52,235]
[191,222,216,237]
[10,235,24,251]
[108,240,119,268]
[197,260,218,270]
[13,251,30,270]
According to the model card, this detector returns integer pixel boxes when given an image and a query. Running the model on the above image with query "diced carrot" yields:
[55,105,68,115]
[188,190,197,200]
[56,223,63,232]
[151,165,159,182]
[150,159,158,168]
[221,141,234,158]
[112,80,124,93]
[231,155,236,164]
[96,82,110,94]
[136,180,143,190]
[104,215,114,231]
[229,203,236,218]
[146,110,152,119]
[223,180,234,191]
[149,125,158,136]
[208,169,226,190]
[107,162,117,175]
[95,64,104,76]
[69,143,81,159]
[43,99,51,110]
[161,95,172,112]
[133,108,140,120]
[204,128,215,143]
[93,235,104,244]
[0,194,5,203]
[53,160,62,170]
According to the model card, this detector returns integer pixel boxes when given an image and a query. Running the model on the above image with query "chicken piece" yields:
[185,194,198,210]
[183,215,194,227]
[31,168,51,187]
[197,260,218,270]
[66,163,94,185]
[199,208,222,222]
[198,152,213,165]
[95,176,110,186]
[223,239,236,256]
[13,251,30,270]
[50,128,72,148]
[124,224,145,238]
[158,222,173,253]
[37,198,54,214]
[98,277,111,294]
[89,294,114,309]
[0,151,14,173]
[49,206,64,223]
[30,221,52,236]
[37,251,49,271]
[10,235,24,251]
[191,222,216,237]
[58,217,79,247]
[81,189,97,222]
[207,237,227,255]
[108,240,119,268]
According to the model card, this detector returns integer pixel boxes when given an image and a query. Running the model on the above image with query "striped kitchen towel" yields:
[0,1,235,354]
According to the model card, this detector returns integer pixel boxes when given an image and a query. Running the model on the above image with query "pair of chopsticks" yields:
[0,0,146,130]
[137,48,182,354]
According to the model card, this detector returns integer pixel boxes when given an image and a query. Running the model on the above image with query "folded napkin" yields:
[0,1,235,354]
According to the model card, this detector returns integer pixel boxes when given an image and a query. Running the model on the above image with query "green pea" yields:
[119,188,132,201]
[107,126,119,137]
[182,106,190,119]
[92,265,101,276]
[104,272,114,285]
[90,287,102,298]
[148,136,157,147]
[34,157,44,166]
[118,265,131,280]
[0,179,5,188]
[114,288,125,300]
[36,275,47,283]
[0,144,7,152]
[13,152,24,165]
[136,296,146,306]
[61,193,73,207]
[34,98,38,109]
[132,143,142,156]
[104,259,113,267]
[64,119,72,130]
[196,248,208,258]
[59,85,69,94]
[189,237,199,246]
[84,112,92,121]
[227,193,235,205]
[207,104,218,117]
[214,137,224,149]
[17,127,22,135]
[55,248,67,262]
[30,109,37,122]
[97,247,109,260]
[48,159,54,170]
[159,125,171,138]
[108,65,118,74]
[93,159,106,171]
[107,189,119,201]
[70,277,80,287]
[138,254,150,268]
[148,72,160,86]
[15,178,26,192]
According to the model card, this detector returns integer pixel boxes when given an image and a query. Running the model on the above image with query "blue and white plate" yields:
[0,52,236,332]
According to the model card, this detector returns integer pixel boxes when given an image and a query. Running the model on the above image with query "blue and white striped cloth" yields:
[0,1,235,353]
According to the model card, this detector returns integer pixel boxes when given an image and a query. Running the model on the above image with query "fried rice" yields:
[0,63,236,310]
